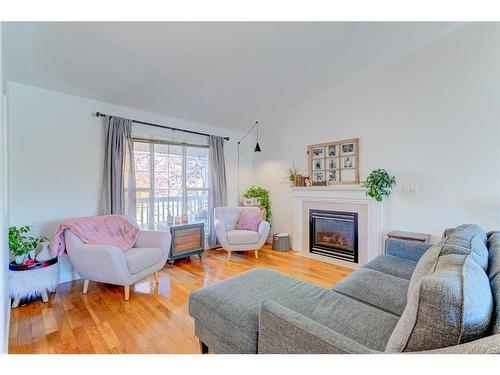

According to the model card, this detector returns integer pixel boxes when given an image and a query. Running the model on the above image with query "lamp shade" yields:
[254,142,261,152]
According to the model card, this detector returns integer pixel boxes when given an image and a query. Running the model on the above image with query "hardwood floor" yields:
[8,245,353,354]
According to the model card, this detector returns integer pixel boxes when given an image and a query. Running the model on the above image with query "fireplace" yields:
[309,209,358,263]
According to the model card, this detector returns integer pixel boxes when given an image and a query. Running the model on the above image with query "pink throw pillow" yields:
[236,210,262,232]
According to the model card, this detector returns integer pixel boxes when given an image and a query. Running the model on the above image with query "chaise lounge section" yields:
[189,224,500,354]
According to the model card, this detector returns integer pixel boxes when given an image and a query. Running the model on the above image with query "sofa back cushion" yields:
[453,224,488,243]
[214,207,243,231]
[441,226,489,271]
[386,225,493,352]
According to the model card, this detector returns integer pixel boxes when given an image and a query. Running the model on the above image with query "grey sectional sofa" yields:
[189,224,500,353]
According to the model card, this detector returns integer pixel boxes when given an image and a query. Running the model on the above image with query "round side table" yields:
[9,257,59,308]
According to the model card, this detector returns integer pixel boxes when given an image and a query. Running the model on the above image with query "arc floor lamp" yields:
[237,121,261,200]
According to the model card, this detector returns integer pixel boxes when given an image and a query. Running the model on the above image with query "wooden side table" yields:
[387,231,431,243]
[9,257,59,308]
[169,222,205,265]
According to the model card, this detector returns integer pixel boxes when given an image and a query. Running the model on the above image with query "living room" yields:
[0,1,499,371]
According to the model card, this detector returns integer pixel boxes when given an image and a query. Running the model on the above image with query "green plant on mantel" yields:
[8,225,48,257]
[286,161,300,183]
[361,169,396,202]
[243,185,271,221]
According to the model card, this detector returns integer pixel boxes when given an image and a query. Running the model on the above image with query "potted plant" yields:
[286,162,301,187]
[243,185,271,221]
[9,226,48,265]
[361,169,396,202]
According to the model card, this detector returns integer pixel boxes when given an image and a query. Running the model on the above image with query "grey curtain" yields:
[208,135,228,247]
[99,116,136,218]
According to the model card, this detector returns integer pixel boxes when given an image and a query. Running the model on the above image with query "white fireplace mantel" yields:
[291,186,383,269]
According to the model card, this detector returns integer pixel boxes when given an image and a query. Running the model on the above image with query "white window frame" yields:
[133,138,210,230]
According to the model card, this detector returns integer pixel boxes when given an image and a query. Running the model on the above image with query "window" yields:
[133,138,209,231]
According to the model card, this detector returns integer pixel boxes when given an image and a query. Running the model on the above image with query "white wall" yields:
[0,21,9,354]
[8,82,253,282]
[254,23,500,242]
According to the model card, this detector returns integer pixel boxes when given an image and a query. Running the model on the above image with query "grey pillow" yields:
[386,250,493,352]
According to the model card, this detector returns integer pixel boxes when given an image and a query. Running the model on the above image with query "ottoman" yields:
[188,268,399,354]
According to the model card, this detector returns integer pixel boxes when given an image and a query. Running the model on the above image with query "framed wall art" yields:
[307,138,359,185]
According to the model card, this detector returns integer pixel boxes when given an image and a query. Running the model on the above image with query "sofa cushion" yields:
[445,224,488,244]
[226,230,260,245]
[386,252,493,352]
[488,232,500,281]
[363,254,417,280]
[124,247,162,274]
[331,268,409,316]
[408,226,489,295]
[189,268,399,353]
[442,227,489,271]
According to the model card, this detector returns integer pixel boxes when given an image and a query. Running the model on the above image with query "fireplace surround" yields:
[309,209,358,263]
[291,186,383,268]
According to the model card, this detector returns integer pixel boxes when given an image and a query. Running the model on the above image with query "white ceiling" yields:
[3,22,464,131]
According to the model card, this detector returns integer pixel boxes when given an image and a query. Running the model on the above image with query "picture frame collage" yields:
[307,138,359,186]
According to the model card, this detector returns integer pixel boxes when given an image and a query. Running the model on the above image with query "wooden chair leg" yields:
[11,298,20,309]
[198,338,209,354]
[83,280,89,294]
[255,250,258,259]
[124,285,130,301]
[227,251,231,261]
[153,272,159,284]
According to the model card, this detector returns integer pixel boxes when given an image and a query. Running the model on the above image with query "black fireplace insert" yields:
[309,209,358,263]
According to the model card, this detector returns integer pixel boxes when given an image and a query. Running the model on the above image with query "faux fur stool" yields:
[9,260,59,308]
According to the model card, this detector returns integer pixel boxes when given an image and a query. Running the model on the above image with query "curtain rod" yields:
[95,112,230,141]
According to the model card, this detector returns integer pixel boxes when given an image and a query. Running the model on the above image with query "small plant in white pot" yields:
[9,226,48,265]
[285,161,301,187]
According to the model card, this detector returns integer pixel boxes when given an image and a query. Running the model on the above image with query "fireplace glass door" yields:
[309,210,358,263]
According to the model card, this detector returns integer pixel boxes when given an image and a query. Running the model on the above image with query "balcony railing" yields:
[136,195,208,230]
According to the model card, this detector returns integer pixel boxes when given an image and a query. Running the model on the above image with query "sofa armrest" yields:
[418,334,500,354]
[214,219,228,245]
[385,238,433,261]
[135,230,171,259]
[257,220,271,246]
[258,300,377,354]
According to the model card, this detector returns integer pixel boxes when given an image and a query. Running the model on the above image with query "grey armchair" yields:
[64,228,171,300]
[214,206,270,261]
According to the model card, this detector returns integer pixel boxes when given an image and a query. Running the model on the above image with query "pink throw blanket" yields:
[49,214,140,256]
